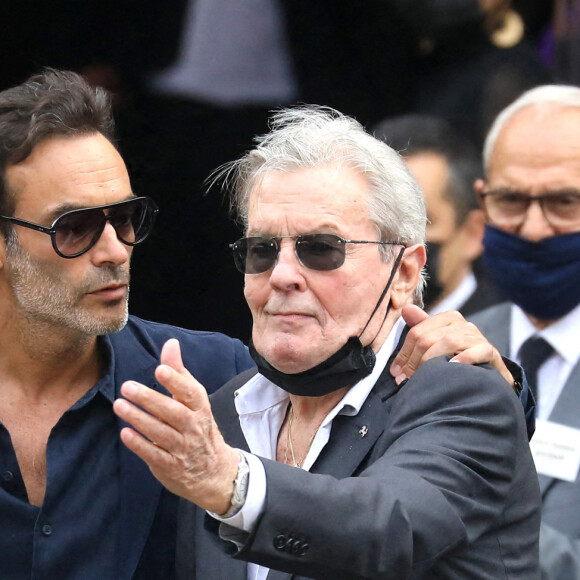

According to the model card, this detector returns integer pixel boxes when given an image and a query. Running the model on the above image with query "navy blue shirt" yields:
[0,342,120,579]
[0,316,255,579]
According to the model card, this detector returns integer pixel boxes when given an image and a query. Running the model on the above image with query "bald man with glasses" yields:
[471,85,580,580]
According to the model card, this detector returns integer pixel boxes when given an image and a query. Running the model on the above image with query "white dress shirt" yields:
[212,317,406,580]
[511,302,580,421]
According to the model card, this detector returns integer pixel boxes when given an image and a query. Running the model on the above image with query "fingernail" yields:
[391,364,401,377]
[157,365,171,380]
[122,381,138,395]
[395,373,407,386]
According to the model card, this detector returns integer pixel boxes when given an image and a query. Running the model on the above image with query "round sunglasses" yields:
[0,196,158,258]
[230,234,401,274]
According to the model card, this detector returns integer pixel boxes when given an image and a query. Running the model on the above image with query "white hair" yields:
[483,85,580,172]
[212,105,427,302]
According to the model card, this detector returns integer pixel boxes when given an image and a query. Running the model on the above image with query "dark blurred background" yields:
[2,0,567,341]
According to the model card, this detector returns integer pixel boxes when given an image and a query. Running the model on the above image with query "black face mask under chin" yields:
[249,247,405,397]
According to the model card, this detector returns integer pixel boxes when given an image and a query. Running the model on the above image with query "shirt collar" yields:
[70,336,116,409]
[234,316,406,418]
[511,301,580,366]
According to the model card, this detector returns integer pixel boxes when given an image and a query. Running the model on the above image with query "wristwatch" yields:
[221,450,250,519]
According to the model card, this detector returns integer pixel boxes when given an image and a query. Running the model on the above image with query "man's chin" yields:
[266,349,326,375]
[76,305,129,336]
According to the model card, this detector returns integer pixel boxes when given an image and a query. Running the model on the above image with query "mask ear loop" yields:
[357,245,406,344]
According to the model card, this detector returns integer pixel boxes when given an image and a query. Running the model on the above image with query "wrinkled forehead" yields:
[246,165,373,234]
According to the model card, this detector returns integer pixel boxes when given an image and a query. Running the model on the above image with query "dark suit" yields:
[177,339,540,579]
[470,303,580,580]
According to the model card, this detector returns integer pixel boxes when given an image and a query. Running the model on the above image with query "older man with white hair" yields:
[115,106,540,579]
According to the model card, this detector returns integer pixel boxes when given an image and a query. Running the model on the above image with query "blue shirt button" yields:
[2,471,13,482]
[42,524,53,536]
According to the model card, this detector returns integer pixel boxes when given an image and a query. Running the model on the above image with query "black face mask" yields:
[422,242,444,310]
[249,247,405,397]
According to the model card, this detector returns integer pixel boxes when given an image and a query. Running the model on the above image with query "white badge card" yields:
[530,419,580,482]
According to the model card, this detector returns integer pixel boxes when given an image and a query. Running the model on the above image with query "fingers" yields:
[115,381,184,444]
[390,309,510,385]
[401,303,429,327]
[391,309,466,383]
[160,338,188,375]
[113,385,185,488]
[156,339,209,410]
[113,379,239,512]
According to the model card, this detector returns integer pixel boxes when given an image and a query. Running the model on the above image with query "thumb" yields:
[401,304,429,327]
[160,338,189,377]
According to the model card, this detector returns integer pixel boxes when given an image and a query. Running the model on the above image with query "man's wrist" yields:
[220,450,250,519]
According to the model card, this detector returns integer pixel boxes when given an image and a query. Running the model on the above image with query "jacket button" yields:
[273,534,309,557]
[292,541,309,557]
[274,534,287,550]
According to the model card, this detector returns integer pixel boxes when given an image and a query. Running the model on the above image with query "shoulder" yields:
[395,355,525,437]
[109,316,255,393]
[410,354,515,402]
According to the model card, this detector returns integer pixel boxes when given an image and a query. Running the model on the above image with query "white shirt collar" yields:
[234,316,406,419]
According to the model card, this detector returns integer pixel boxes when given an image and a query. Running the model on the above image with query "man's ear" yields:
[474,178,487,208]
[390,244,425,310]
[458,208,485,262]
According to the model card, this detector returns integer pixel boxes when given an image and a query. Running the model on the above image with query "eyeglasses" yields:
[479,189,580,231]
[0,196,159,258]
[229,234,401,274]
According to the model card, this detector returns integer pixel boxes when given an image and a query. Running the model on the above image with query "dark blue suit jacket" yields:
[107,316,254,579]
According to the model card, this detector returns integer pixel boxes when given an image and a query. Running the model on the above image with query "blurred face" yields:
[406,152,479,299]
[477,105,580,241]
[244,164,405,374]
[1,133,134,334]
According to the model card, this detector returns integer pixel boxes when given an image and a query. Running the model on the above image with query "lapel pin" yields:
[359,426,368,438]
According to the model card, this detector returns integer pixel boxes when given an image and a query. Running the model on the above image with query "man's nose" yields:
[517,200,556,242]
[268,240,307,291]
[90,222,131,265]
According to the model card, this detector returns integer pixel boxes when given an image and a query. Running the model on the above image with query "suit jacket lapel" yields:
[264,362,399,580]
[311,376,396,478]
[547,359,580,428]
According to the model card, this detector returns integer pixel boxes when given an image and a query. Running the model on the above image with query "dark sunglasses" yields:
[230,234,401,274]
[0,196,158,258]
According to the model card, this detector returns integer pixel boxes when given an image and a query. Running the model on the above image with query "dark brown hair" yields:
[0,68,116,232]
